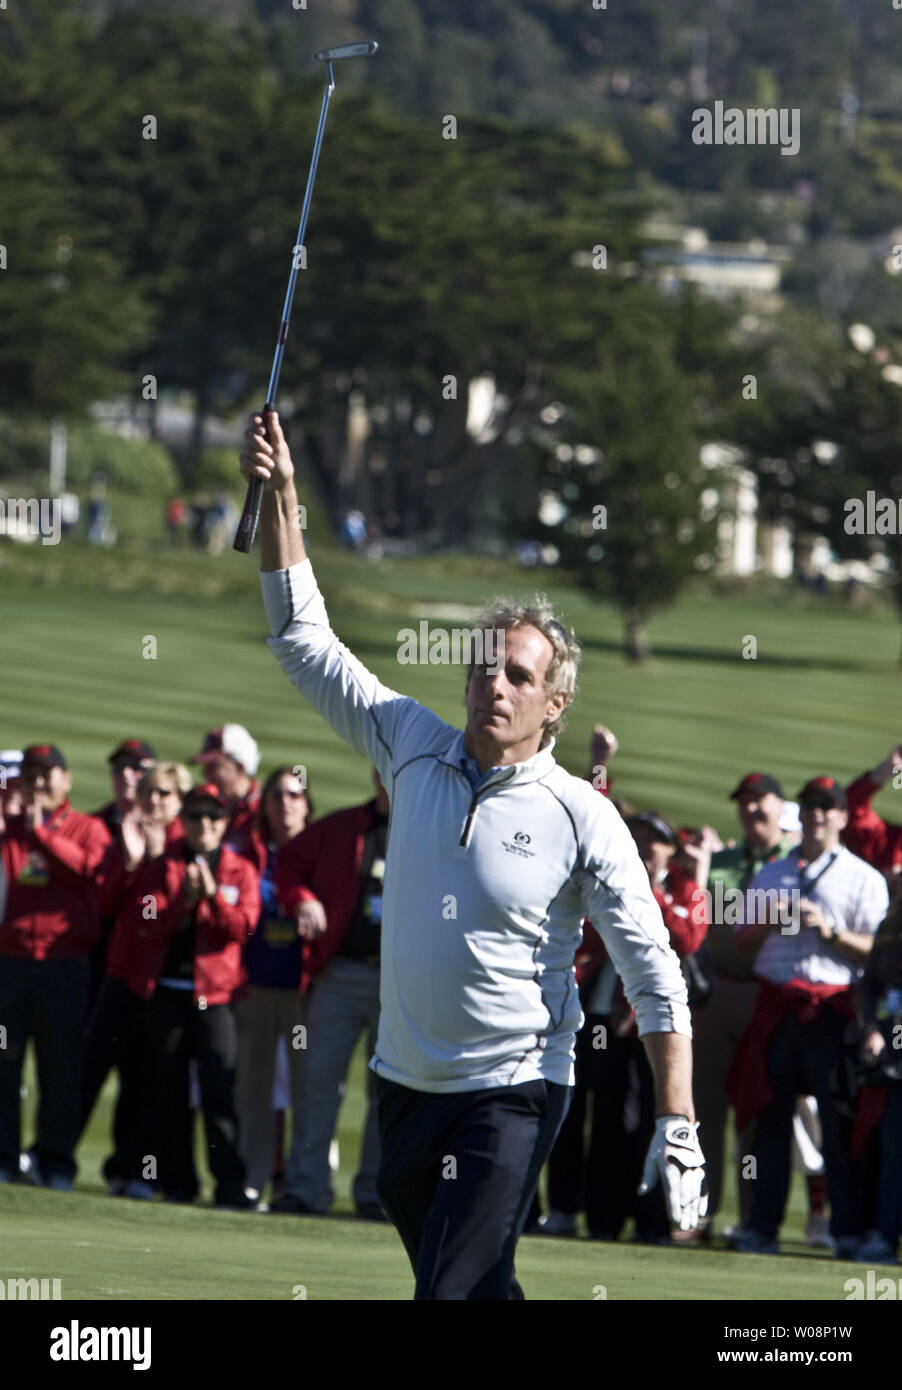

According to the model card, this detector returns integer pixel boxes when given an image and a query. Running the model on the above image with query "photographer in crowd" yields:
[696,773,799,1237]
[0,745,110,1190]
[729,776,888,1257]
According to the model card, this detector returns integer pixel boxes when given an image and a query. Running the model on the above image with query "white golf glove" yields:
[638,1115,708,1231]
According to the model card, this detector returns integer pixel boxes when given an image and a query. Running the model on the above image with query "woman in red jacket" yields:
[140,783,260,1208]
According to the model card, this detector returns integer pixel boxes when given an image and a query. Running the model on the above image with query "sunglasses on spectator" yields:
[113,759,147,773]
[183,810,226,823]
[270,790,306,801]
[799,796,836,812]
[146,786,178,799]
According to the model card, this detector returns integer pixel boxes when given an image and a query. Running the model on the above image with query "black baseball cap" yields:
[628,811,679,847]
[22,743,68,771]
[730,772,783,801]
[108,739,157,766]
[798,776,847,811]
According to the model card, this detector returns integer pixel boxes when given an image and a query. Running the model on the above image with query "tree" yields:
[518,283,721,662]
[0,1,148,418]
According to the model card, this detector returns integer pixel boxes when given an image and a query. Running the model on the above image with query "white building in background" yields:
[700,443,885,585]
[641,224,791,310]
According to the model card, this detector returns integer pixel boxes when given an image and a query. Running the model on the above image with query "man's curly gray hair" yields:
[466,594,582,749]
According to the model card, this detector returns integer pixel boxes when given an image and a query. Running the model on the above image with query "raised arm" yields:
[239,411,305,572]
[238,411,450,785]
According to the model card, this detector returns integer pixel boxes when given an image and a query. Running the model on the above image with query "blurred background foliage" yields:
[4,0,902,657]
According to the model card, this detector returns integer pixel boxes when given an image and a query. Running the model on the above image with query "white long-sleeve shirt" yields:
[747,844,888,987]
[261,560,691,1092]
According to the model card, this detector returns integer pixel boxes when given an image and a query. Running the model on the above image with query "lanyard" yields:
[798,850,839,897]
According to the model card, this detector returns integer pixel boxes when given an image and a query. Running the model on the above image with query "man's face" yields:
[465,624,566,756]
[799,798,847,854]
[199,753,245,802]
[111,758,153,808]
[21,763,71,811]
[264,772,309,844]
[737,791,783,848]
[182,807,228,855]
[631,826,675,882]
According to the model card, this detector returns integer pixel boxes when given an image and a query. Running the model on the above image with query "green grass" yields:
[2,1035,830,1300]
[1,534,898,1298]
[1,533,900,832]
[0,1180,862,1301]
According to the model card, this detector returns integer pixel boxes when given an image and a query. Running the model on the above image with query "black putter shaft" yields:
[234,41,378,553]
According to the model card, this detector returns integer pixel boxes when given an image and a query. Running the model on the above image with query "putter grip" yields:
[233,477,264,552]
[232,405,272,553]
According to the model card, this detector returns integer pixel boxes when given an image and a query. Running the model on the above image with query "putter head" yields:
[315,41,378,62]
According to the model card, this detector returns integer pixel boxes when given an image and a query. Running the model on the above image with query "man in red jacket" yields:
[0,744,111,1189]
[90,738,157,1006]
[270,769,389,1217]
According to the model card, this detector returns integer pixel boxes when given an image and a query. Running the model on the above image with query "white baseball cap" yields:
[191,724,260,777]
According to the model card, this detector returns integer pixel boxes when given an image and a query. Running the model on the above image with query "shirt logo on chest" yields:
[502,831,535,860]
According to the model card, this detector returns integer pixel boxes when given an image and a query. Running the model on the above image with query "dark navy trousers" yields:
[376,1074,570,1300]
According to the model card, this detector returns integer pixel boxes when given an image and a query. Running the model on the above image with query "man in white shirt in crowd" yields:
[239,410,706,1299]
[731,776,889,1257]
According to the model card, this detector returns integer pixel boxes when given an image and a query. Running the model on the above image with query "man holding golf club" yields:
[239,411,705,1300]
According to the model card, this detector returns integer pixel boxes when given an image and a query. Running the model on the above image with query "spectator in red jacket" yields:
[141,783,260,1208]
[78,761,191,1197]
[844,743,902,877]
[235,765,321,1207]
[91,739,157,1005]
[270,769,389,1218]
[189,724,261,863]
[0,743,111,1189]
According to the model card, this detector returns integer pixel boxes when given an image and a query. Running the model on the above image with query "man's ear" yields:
[547,689,569,718]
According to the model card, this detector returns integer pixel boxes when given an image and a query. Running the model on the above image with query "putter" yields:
[234,40,379,553]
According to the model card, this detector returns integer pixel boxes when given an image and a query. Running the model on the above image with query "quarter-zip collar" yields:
[451,730,557,791]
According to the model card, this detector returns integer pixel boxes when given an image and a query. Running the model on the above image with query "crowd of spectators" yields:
[1,723,901,1263]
